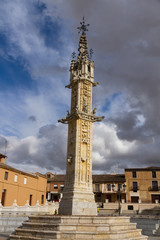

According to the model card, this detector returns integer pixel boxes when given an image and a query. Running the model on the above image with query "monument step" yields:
[14,228,144,239]
[10,235,148,240]
[29,215,131,224]
[10,216,148,239]
[22,221,137,232]
[10,235,46,240]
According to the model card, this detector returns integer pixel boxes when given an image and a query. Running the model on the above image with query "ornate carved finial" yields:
[71,51,76,59]
[67,110,70,117]
[92,107,97,114]
[77,16,90,35]
[89,48,94,60]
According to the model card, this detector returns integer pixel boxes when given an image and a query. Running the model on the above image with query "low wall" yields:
[0,200,59,216]
[101,202,160,215]
[0,200,59,233]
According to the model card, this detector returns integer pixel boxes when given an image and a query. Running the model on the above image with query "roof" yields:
[92,174,125,183]
[48,174,125,183]
[48,174,65,182]
[0,163,46,179]
[125,167,160,172]
[0,153,7,158]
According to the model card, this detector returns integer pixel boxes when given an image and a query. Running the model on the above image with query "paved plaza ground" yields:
[0,233,159,240]
[0,234,9,240]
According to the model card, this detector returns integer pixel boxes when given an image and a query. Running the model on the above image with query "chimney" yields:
[0,154,7,164]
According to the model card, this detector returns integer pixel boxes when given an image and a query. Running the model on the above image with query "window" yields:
[152,181,158,191]
[107,184,111,191]
[54,184,58,189]
[47,174,51,178]
[118,184,122,191]
[4,172,8,180]
[41,195,44,204]
[97,194,101,202]
[132,182,138,192]
[95,184,100,192]
[152,171,156,178]
[112,184,115,191]
[132,171,137,178]
[24,177,27,184]
[60,185,64,191]
[14,175,18,182]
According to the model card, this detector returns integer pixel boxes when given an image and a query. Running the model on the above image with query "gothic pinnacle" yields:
[77,16,90,35]
[71,51,76,60]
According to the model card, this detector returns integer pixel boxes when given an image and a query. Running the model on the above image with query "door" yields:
[29,194,32,206]
[1,189,6,206]
[131,196,139,203]
[106,194,111,202]
[152,194,160,203]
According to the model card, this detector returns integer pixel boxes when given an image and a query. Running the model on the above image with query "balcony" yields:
[130,187,139,192]
[148,186,160,191]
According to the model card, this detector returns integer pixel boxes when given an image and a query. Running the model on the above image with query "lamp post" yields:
[112,183,126,216]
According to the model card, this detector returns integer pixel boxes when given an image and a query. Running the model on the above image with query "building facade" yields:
[93,174,126,203]
[47,174,65,202]
[47,174,126,203]
[125,167,160,203]
[0,154,47,206]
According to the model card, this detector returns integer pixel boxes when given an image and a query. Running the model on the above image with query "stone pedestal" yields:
[59,191,97,215]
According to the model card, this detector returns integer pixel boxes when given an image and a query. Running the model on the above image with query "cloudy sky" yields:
[0,0,160,174]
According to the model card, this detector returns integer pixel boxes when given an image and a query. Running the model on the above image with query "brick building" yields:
[125,167,160,203]
[47,174,65,202]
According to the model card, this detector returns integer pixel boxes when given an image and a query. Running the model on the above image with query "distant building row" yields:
[46,167,160,204]
[0,153,160,206]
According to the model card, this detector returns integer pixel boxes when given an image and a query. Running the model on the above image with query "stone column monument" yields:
[58,17,104,215]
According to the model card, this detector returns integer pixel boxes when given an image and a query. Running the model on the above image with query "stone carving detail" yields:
[92,107,96,114]
[82,96,88,113]
[71,86,77,111]
[67,155,72,164]
[67,110,70,117]
[82,133,87,143]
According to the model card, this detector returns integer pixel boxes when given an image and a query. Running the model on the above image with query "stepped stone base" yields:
[10,215,148,239]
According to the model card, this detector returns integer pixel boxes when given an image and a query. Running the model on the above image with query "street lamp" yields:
[112,183,126,216]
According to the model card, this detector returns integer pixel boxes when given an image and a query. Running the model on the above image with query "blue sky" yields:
[1,0,160,174]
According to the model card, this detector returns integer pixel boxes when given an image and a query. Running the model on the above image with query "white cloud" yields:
[3,123,67,173]
[93,122,136,171]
